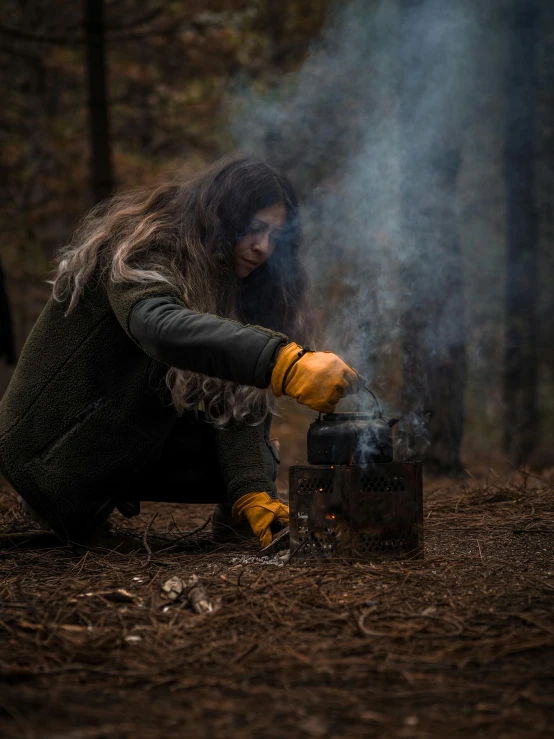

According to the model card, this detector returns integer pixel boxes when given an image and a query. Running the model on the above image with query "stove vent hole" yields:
[301,531,337,552]
[355,534,407,553]
[360,476,405,494]
[298,477,332,494]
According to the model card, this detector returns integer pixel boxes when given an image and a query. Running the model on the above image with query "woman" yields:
[0,155,363,548]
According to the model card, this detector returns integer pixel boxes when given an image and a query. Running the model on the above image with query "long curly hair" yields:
[51,154,314,426]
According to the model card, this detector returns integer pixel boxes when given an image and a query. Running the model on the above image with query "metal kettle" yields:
[306,383,400,465]
[307,412,399,465]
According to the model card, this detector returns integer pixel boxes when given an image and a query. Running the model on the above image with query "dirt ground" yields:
[0,467,553,739]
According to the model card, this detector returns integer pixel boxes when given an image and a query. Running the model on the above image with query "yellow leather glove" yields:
[232,492,290,549]
[271,342,365,413]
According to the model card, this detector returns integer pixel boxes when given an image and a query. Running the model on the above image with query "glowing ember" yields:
[325,512,336,520]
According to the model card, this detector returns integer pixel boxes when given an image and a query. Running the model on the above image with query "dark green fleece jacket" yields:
[0,272,287,540]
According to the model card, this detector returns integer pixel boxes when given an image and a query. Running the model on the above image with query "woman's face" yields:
[234,202,287,278]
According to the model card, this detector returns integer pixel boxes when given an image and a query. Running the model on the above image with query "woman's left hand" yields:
[271,342,365,413]
[232,492,289,548]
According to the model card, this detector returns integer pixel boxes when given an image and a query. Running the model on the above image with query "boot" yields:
[84,521,145,553]
[18,496,142,552]
[18,496,51,529]
[211,503,255,542]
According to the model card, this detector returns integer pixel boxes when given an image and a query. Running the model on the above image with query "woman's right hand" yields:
[271,342,365,413]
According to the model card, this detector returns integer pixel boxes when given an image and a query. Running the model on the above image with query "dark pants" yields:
[22,413,277,542]
[112,412,278,520]
[128,412,229,506]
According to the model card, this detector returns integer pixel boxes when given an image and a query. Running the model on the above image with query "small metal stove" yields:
[289,410,423,561]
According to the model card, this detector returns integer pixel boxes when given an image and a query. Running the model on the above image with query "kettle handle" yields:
[317,386,385,418]
[362,387,402,426]
[362,385,383,416]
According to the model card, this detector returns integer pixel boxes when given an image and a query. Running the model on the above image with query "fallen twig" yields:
[141,512,158,568]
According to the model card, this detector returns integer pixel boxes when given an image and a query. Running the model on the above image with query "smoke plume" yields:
[230,0,507,457]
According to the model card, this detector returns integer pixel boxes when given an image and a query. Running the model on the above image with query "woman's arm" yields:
[214,418,278,507]
[129,297,287,388]
[106,280,362,411]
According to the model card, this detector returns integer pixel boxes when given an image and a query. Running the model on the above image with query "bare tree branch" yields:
[106,5,167,32]
[0,18,183,46]
[106,23,185,41]
[0,44,41,64]
[0,24,83,46]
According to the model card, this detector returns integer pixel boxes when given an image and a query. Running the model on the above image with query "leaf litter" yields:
[0,469,553,738]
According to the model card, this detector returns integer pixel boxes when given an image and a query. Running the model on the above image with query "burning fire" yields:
[325,512,336,521]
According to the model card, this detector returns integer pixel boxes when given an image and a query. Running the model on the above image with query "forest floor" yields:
[0,468,553,739]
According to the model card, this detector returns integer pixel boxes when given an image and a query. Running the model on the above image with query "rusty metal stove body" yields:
[289,412,423,561]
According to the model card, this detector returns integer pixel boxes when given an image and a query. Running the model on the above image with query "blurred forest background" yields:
[1,0,553,480]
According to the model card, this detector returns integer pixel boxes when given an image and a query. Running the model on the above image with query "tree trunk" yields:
[0,259,17,366]
[397,0,467,475]
[535,0,554,440]
[84,0,113,203]
[503,0,539,464]
[398,150,466,475]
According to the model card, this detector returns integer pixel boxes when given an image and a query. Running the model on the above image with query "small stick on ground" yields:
[187,574,215,614]
[155,514,213,554]
[142,512,158,568]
